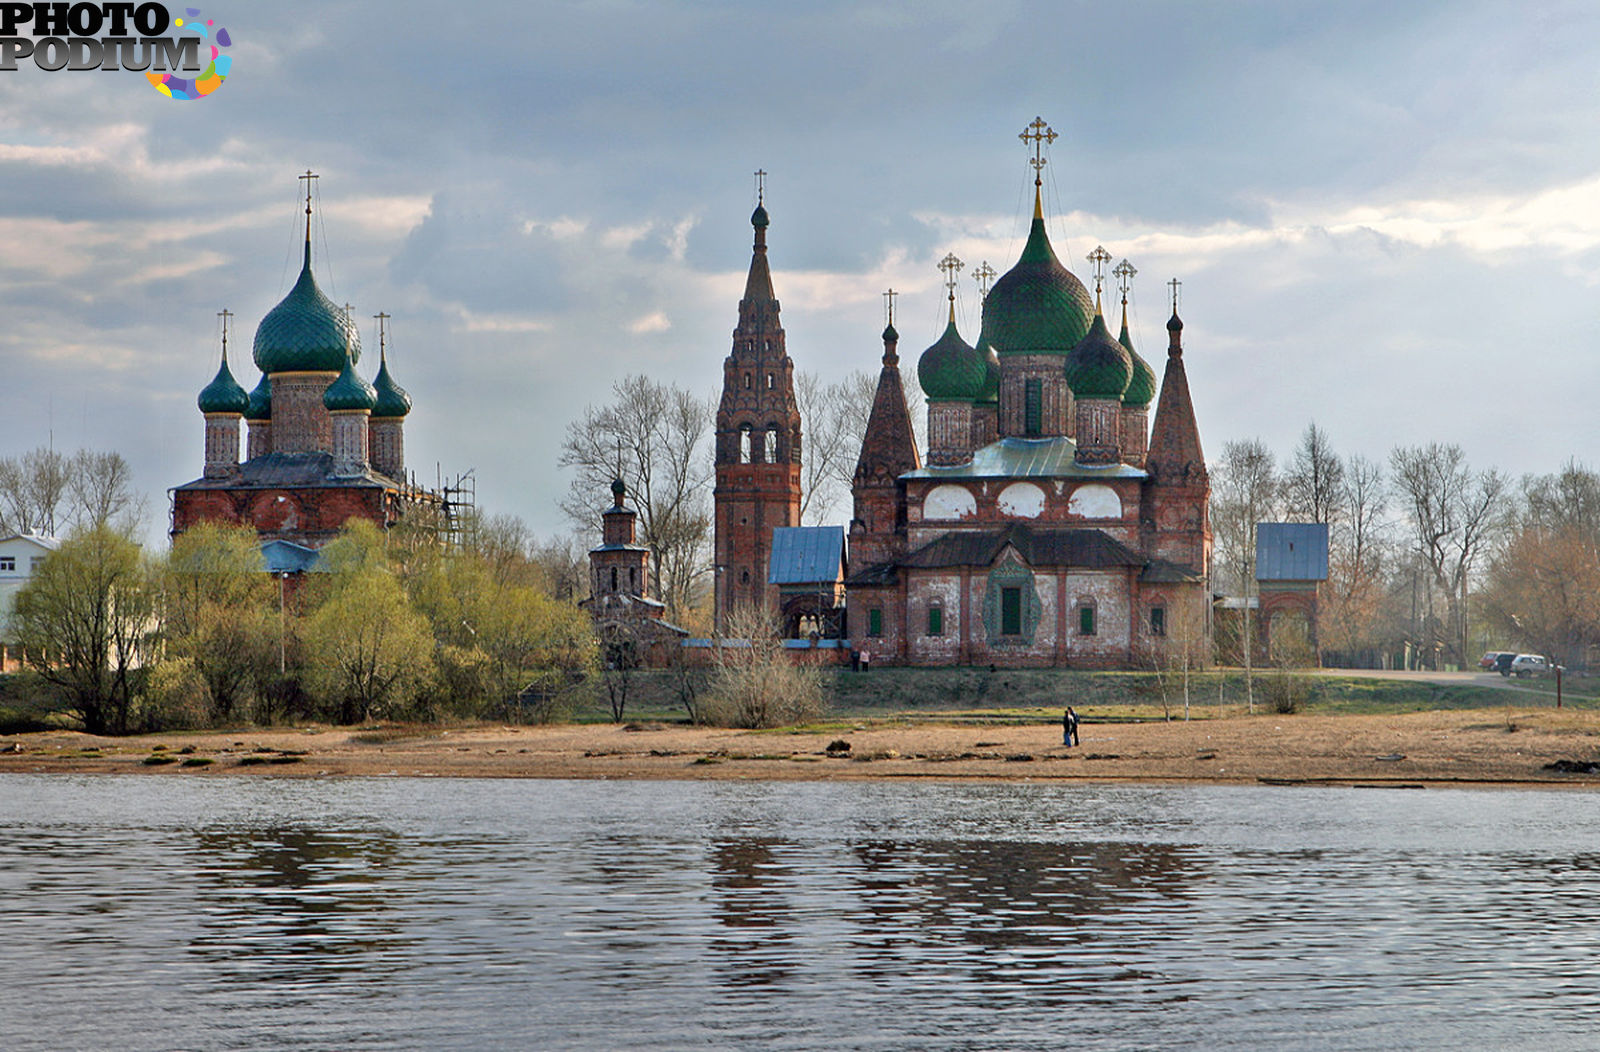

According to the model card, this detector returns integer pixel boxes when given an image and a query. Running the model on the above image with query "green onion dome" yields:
[244,373,271,421]
[917,313,985,401]
[751,203,769,229]
[323,354,376,411]
[1064,312,1132,400]
[980,197,1095,357]
[253,244,361,374]
[1119,318,1156,408]
[371,356,412,419]
[882,323,898,344]
[197,356,249,415]
[975,341,1001,404]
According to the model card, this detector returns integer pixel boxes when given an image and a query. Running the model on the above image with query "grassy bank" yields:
[571,666,1582,724]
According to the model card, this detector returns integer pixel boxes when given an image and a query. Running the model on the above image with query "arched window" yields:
[740,426,753,463]
[610,567,618,591]
[629,567,637,590]
[767,373,774,390]
[1025,379,1042,436]
[744,372,752,390]
[927,603,944,637]
[766,427,779,463]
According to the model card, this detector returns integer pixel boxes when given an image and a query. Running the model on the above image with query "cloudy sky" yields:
[2,0,1597,545]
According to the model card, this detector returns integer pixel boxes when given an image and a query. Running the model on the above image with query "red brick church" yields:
[171,181,430,548]
[705,120,1213,667]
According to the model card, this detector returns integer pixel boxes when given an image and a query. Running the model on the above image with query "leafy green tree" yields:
[11,524,155,734]
[304,569,434,723]
[163,522,279,721]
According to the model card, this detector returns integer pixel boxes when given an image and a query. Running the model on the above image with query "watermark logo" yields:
[147,7,230,99]
[0,3,234,100]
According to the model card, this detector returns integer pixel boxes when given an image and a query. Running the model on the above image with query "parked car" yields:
[1480,650,1516,670]
[1494,653,1516,675]
[1510,654,1552,678]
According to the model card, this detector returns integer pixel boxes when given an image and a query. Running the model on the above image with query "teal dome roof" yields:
[1119,319,1156,408]
[980,199,1095,357]
[371,355,412,419]
[197,356,249,415]
[917,313,984,402]
[253,243,361,374]
[323,355,376,411]
[1064,313,1132,400]
[882,323,898,344]
[751,203,769,229]
[244,373,271,421]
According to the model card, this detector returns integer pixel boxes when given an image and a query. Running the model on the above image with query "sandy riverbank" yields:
[5,709,1600,786]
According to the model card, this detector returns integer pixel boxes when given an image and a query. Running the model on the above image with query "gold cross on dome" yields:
[217,307,232,357]
[1168,277,1182,313]
[1113,259,1137,303]
[1087,245,1112,293]
[1019,117,1057,183]
[882,288,897,327]
[298,169,319,238]
[374,312,391,361]
[938,252,964,302]
[973,261,997,301]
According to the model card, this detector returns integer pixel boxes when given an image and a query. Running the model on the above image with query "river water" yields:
[3,775,1599,1050]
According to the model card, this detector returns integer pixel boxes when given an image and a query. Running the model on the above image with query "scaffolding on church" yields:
[394,466,476,550]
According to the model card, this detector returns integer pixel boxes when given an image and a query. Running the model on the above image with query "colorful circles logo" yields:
[147,8,231,100]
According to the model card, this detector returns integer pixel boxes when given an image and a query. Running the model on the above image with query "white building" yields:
[0,534,60,671]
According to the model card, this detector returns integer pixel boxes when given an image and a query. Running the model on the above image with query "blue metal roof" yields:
[768,526,845,585]
[262,539,324,574]
[1255,523,1329,581]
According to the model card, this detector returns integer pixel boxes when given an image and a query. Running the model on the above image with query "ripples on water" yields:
[3,776,1600,1050]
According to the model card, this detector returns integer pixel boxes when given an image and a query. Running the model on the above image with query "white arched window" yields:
[998,482,1046,518]
[766,427,779,463]
[739,426,753,463]
[924,484,977,520]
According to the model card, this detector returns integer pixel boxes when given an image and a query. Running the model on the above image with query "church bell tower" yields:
[713,174,802,630]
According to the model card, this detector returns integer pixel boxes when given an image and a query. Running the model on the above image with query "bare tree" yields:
[705,604,826,728]
[1210,439,1280,712]
[1323,453,1390,661]
[795,370,856,525]
[1480,461,1600,666]
[559,376,713,618]
[0,447,144,536]
[530,533,589,603]
[1389,443,1507,668]
[0,448,71,535]
[1283,422,1345,525]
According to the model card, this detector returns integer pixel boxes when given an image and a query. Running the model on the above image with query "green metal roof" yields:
[1119,319,1156,407]
[980,215,1094,357]
[975,341,1000,403]
[1064,313,1132,400]
[253,242,361,375]
[197,355,249,414]
[903,436,1146,480]
[917,315,984,401]
[371,356,412,419]
[243,373,271,420]
[323,355,376,411]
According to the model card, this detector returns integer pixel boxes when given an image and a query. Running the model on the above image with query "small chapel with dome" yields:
[692,119,1212,668]
[171,178,428,549]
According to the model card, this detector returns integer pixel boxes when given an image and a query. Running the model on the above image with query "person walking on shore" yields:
[1063,707,1080,748]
